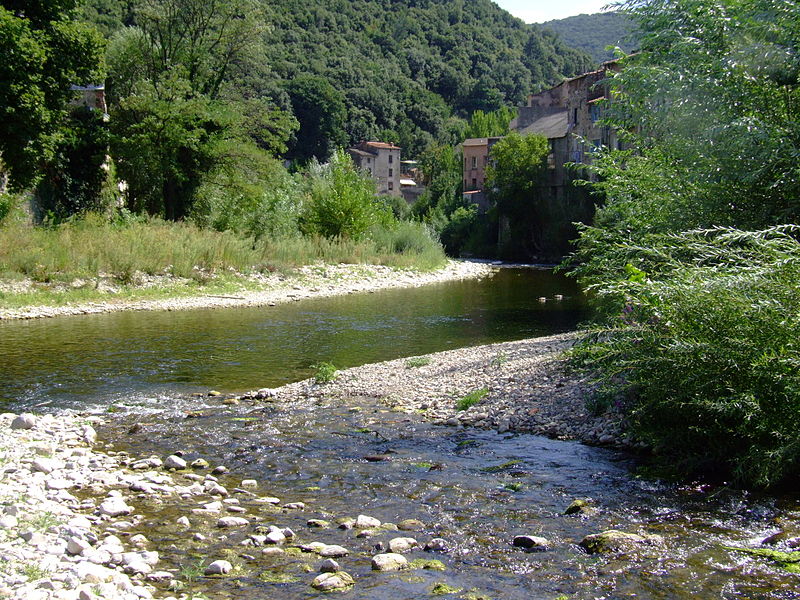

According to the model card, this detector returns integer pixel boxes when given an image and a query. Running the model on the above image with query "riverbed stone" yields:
[307,519,330,529]
[397,519,424,531]
[319,544,349,558]
[11,414,37,430]
[579,530,662,554]
[204,560,233,576]
[388,537,419,553]
[356,515,381,529]
[67,537,92,556]
[565,499,596,516]
[371,553,408,571]
[217,516,249,528]
[319,559,340,573]
[98,498,133,517]
[163,455,187,470]
[424,538,450,552]
[241,479,258,489]
[311,571,354,591]
[512,535,550,552]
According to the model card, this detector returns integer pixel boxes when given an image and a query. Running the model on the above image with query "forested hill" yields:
[81,0,593,158]
[542,12,637,64]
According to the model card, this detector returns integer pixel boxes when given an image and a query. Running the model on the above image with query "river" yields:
[1,267,797,598]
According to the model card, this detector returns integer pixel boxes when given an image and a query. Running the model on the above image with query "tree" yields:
[486,132,549,258]
[110,73,241,220]
[0,1,105,189]
[106,0,296,219]
[284,76,348,163]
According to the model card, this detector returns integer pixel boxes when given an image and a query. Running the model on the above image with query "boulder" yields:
[163,455,187,470]
[356,515,381,529]
[319,545,349,558]
[371,553,408,571]
[11,414,37,430]
[311,571,354,591]
[579,530,663,554]
[512,535,550,552]
[388,537,419,553]
[204,560,233,576]
[217,516,249,528]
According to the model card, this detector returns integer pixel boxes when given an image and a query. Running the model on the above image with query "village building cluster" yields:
[348,59,621,219]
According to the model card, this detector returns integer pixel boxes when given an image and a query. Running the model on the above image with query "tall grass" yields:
[568,226,800,488]
[0,215,446,285]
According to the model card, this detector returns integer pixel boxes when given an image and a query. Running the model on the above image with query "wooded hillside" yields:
[81,0,593,158]
[543,12,637,64]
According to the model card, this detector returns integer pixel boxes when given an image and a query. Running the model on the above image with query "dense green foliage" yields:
[543,12,638,63]
[570,227,800,488]
[299,150,392,240]
[0,0,105,189]
[84,0,593,158]
[567,0,800,487]
[486,132,550,258]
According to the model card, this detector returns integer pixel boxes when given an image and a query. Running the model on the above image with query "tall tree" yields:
[0,0,105,189]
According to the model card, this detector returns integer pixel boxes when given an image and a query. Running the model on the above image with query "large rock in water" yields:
[371,553,408,571]
[311,571,354,590]
[579,530,662,554]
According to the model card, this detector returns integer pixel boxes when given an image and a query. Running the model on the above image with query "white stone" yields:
[217,517,249,528]
[98,498,133,517]
[356,515,381,529]
[371,553,408,571]
[163,455,187,470]
[319,544,348,558]
[204,560,232,576]
[388,537,419,553]
[67,537,92,556]
[176,516,190,527]
[11,414,37,430]
[240,479,257,489]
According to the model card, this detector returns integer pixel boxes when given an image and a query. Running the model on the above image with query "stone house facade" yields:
[347,141,402,197]
[461,136,502,211]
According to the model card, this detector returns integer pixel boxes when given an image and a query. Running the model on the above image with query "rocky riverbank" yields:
[243,332,635,450]
[0,260,494,321]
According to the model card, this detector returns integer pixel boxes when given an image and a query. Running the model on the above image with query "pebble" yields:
[319,559,340,573]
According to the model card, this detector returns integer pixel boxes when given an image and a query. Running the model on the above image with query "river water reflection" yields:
[0,268,585,410]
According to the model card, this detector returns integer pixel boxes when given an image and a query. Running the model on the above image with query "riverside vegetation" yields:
[563,0,800,489]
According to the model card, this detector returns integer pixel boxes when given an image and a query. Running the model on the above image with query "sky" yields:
[493,0,611,24]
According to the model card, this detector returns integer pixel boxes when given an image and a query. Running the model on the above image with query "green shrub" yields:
[569,226,800,488]
[299,150,392,240]
[456,388,489,411]
[312,362,338,384]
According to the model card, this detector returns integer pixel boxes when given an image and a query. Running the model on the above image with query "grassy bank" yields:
[0,215,446,308]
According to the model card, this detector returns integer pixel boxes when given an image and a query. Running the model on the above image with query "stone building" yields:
[347,141,402,197]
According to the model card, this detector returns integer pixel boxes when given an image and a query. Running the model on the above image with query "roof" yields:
[462,136,503,147]
[517,109,569,139]
[70,84,105,91]
[400,178,417,186]
[347,148,375,158]
[361,141,400,150]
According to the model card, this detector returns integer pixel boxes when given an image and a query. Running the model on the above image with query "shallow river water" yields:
[1,268,798,598]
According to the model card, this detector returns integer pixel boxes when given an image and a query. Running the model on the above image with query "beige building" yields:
[461,136,502,211]
[347,141,402,197]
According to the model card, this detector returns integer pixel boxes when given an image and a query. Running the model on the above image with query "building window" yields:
[471,178,477,189]
[367,158,371,164]
[388,181,393,190]
[471,156,477,169]
[388,154,393,163]
[589,104,602,123]
[572,107,578,125]
[389,168,393,177]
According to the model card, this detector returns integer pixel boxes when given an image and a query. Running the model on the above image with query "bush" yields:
[569,226,800,488]
[299,150,392,240]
